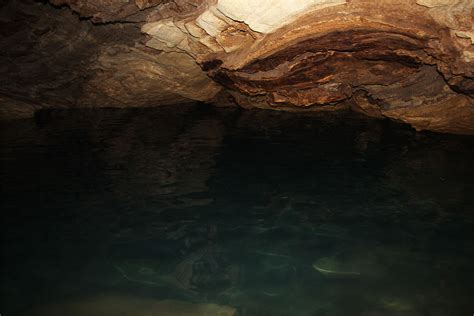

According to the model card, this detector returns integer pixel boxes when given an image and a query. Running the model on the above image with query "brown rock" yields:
[0,0,473,134]
[0,96,39,120]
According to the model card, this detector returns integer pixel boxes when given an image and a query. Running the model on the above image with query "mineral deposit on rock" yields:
[1,0,473,134]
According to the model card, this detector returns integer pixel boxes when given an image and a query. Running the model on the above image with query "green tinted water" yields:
[1,106,473,316]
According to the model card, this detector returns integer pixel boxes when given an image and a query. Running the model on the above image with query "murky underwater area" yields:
[1,105,474,316]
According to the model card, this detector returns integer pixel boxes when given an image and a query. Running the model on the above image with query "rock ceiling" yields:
[0,0,473,134]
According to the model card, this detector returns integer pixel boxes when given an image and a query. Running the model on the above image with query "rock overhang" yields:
[0,0,473,134]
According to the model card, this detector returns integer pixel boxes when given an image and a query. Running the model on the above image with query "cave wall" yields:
[0,0,473,134]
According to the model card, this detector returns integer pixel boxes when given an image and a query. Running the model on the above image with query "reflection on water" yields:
[1,105,473,316]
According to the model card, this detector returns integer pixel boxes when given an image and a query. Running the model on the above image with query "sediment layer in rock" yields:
[0,0,472,134]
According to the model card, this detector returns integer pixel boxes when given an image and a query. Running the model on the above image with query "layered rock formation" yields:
[1,0,473,134]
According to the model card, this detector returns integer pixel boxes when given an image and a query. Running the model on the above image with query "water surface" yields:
[1,106,473,316]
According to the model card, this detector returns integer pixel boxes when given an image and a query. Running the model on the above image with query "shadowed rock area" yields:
[0,0,473,134]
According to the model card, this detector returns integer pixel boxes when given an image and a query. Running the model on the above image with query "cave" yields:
[1,1,473,315]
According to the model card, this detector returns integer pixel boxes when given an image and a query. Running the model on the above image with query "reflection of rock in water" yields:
[20,293,236,316]
[384,136,474,219]
[1,107,225,213]
[100,111,224,209]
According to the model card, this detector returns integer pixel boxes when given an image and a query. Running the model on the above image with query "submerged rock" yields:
[312,257,362,277]
[112,244,238,294]
[312,253,385,279]
[21,294,237,316]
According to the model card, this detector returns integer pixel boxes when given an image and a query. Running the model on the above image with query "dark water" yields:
[1,105,474,316]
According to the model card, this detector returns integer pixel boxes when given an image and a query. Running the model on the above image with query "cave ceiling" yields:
[0,0,473,134]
